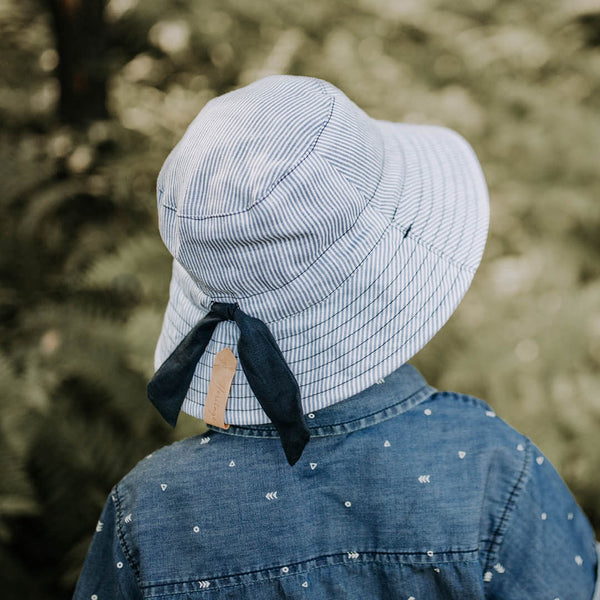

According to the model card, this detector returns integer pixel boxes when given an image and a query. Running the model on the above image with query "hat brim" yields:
[153,121,489,425]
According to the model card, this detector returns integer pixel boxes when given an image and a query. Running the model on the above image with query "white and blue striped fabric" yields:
[153,75,489,425]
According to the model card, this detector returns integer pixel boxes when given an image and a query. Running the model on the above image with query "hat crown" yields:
[156,75,385,300]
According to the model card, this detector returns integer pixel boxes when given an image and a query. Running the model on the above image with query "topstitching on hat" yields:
[151,74,489,427]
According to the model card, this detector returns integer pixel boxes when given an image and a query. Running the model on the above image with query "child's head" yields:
[149,75,489,461]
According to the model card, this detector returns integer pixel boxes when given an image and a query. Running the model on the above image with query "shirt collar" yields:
[205,363,437,439]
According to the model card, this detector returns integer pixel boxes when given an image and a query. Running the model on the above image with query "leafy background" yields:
[1,0,599,597]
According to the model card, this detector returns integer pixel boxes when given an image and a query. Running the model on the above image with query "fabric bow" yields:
[147,301,310,466]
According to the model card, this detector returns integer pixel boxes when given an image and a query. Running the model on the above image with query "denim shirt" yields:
[73,363,600,599]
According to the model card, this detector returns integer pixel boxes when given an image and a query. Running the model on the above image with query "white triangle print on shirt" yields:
[458,451,466,459]
[160,483,168,491]
[229,460,236,467]
[310,462,317,470]
[384,440,391,447]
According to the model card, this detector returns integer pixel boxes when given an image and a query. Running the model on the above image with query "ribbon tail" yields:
[147,312,221,427]
[236,312,310,466]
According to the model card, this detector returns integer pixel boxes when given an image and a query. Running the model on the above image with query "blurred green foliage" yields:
[1,0,599,597]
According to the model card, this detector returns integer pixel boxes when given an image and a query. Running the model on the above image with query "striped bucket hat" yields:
[148,74,489,464]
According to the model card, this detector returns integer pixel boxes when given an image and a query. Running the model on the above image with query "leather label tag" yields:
[203,347,236,430]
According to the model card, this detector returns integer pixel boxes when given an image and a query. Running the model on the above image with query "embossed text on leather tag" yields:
[203,348,236,430]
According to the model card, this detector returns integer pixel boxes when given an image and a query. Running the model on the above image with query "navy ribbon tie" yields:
[147,301,311,466]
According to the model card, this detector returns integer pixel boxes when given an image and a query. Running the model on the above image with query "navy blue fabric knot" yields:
[147,301,310,466]
[211,301,238,321]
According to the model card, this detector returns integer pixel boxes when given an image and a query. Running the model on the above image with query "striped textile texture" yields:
[153,75,490,425]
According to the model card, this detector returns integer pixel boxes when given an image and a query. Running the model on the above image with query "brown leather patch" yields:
[203,348,237,430]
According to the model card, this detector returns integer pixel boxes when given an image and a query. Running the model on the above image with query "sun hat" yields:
[148,74,489,464]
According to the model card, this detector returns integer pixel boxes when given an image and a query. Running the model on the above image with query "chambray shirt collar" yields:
[205,363,437,439]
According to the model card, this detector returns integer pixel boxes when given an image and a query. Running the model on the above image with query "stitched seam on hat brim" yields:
[164,225,426,414]
[390,221,477,275]
[167,220,475,341]
[387,122,479,277]
[163,218,471,364]
[177,227,451,358]
[180,248,467,418]
[163,97,336,221]
[168,239,469,410]
[186,252,463,415]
